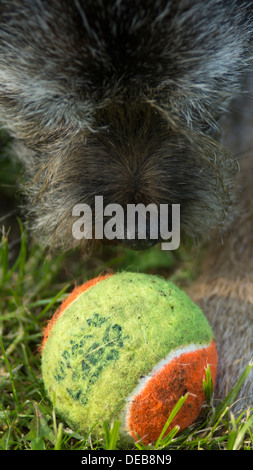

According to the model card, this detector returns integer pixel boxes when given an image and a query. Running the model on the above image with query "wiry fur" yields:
[0,0,252,411]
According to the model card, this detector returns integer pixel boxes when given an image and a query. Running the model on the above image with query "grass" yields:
[0,224,252,451]
[0,131,252,450]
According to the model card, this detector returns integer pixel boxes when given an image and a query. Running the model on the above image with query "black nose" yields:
[118,237,159,250]
[113,215,161,250]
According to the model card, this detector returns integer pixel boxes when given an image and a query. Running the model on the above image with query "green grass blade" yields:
[154,393,188,449]
[37,285,70,320]
[30,438,46,450]
[227,413,237,450]
[232,414,253,450]
[156,425,180,449]
[54,422,64,450]
[0,231,9,284]
[103,421,121,450]
[0,335,20,409]
[203,364,214,404]
[212,363,253,423]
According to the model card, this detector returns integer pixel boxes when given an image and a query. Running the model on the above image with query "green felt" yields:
[42,272,213,442]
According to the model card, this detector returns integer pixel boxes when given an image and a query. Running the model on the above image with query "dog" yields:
[0,0,252,412]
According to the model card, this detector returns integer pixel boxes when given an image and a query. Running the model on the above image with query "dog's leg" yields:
[188,84,253,411]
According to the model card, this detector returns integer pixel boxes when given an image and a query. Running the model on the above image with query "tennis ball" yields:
[41,272,217,446]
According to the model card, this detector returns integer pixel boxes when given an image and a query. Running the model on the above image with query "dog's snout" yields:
[109,212,161,250]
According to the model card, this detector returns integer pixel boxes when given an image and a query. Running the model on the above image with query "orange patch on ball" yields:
[126,340,217,444]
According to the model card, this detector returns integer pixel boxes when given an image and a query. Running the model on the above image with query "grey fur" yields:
[0,0,252,412]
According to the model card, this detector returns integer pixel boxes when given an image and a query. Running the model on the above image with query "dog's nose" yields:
[118,236,159,250]
[114,214,161,250]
